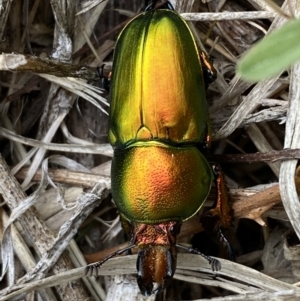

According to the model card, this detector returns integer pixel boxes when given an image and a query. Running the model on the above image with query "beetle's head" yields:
[133,221,182,296]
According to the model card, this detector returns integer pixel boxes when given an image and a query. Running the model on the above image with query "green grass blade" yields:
[236,18,300,82]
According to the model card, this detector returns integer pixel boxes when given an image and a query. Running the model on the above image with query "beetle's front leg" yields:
[209,165,233,229]
[201,165,235,260]
[120,214,135,255]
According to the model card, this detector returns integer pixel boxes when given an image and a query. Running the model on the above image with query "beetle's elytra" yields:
[86,1,232,296]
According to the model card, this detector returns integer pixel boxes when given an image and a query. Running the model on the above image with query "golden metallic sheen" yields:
[112,142,213,223]
[109,9,208,146]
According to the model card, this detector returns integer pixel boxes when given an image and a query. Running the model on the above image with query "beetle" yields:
[86,0,232,296]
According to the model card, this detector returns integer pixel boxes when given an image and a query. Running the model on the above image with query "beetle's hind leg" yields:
[97,64,111,92]
[199,50,217,90]
[145,0,174,11]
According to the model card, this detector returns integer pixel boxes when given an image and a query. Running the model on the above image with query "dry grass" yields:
[1,0,300,300]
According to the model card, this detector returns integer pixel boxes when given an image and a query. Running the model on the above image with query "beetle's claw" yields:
[85,263,101,277]
[210,258,221,272]
[85,265,93,277]
[84,266,91,276]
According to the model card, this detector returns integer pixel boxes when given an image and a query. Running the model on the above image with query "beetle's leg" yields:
[97,64,111,92]
[201,165,235,259]
[199,51,217,89]
[204,118,212,151]
[200,117,212,152]
[85,244,135,276]
[120,214,134,255]
[199,50,215,150]
[217,227,236,261]
[120,214,133,236]
[209,165,232,229]
[85,215,136,276]
[176,243,221,272]
[145,0,174,11]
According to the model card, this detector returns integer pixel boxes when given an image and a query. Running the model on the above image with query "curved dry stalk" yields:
[1,0,300,300]
[181,11,277,21]
[1,254,300,301]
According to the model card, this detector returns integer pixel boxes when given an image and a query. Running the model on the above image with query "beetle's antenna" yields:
[176,244,221,272]
[85,244,135,277]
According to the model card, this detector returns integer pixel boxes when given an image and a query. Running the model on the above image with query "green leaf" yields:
[236,18,300,82]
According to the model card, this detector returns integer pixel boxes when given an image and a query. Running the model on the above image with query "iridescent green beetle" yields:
[86,1,232,296]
